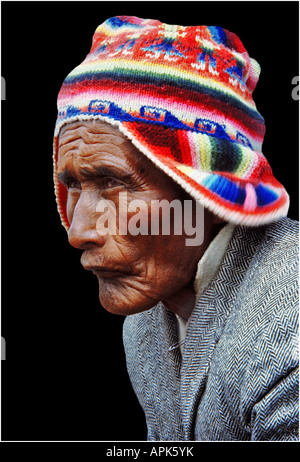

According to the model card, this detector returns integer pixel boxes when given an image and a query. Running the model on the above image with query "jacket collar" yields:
[175,223,236,354]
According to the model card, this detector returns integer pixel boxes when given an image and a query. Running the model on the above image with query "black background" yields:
[1,1,299,442]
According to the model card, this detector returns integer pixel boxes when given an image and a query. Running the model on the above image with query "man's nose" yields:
[68,193,105,250]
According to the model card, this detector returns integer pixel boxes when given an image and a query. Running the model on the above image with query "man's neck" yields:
[163,281,196,321]
[162,222,226,320]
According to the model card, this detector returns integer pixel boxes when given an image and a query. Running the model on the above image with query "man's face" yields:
[57,120,212,315]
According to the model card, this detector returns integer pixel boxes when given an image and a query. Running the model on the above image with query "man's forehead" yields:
[57,119,149,170]
[59,119,122,135]
[59,120,129,148]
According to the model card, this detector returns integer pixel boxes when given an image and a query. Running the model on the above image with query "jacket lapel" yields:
[151,303,185,439]
[180,225,266,439]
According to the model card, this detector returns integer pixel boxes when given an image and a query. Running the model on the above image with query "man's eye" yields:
[101,177,122,189]
[66,178,81,190]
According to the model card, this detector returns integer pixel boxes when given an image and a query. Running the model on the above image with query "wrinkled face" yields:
[57,120,213,315]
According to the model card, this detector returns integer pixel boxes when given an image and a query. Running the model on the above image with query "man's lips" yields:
[82,265,129,279]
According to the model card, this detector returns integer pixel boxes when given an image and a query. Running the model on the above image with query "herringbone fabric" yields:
[123,217,299,441]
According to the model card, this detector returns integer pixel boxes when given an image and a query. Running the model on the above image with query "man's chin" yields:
[98,284,156,316]
[99,296,151,316]
[98,278,157,316]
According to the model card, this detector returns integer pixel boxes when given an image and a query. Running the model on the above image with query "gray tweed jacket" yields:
[123,217,299,441]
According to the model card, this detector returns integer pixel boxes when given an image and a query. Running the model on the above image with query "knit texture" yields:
[123,217,299,441]
[53,16,289,228]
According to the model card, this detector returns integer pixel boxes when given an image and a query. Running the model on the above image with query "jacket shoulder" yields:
[206,217,299,440]
[264,217,298,250]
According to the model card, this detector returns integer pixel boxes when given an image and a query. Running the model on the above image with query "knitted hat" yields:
[53,16,289,229]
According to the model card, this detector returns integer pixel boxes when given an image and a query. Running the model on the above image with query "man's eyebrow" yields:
[57,165,133,185]
[57,169,72,185]
[80,165,133,180]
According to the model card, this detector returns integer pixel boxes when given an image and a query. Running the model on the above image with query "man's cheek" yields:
[109,235,149,271]
[66,195,74,224]
[66,191,80,224]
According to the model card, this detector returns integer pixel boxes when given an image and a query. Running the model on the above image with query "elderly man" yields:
[53,16,299,441]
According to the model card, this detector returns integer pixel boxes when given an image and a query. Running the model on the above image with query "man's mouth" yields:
[93,268,128,278]
[82,265,128,279]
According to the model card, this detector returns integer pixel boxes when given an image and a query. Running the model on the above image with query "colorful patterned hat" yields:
[53,16,289,228]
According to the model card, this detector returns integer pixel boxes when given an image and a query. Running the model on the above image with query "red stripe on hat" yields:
[59,79,265,140]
